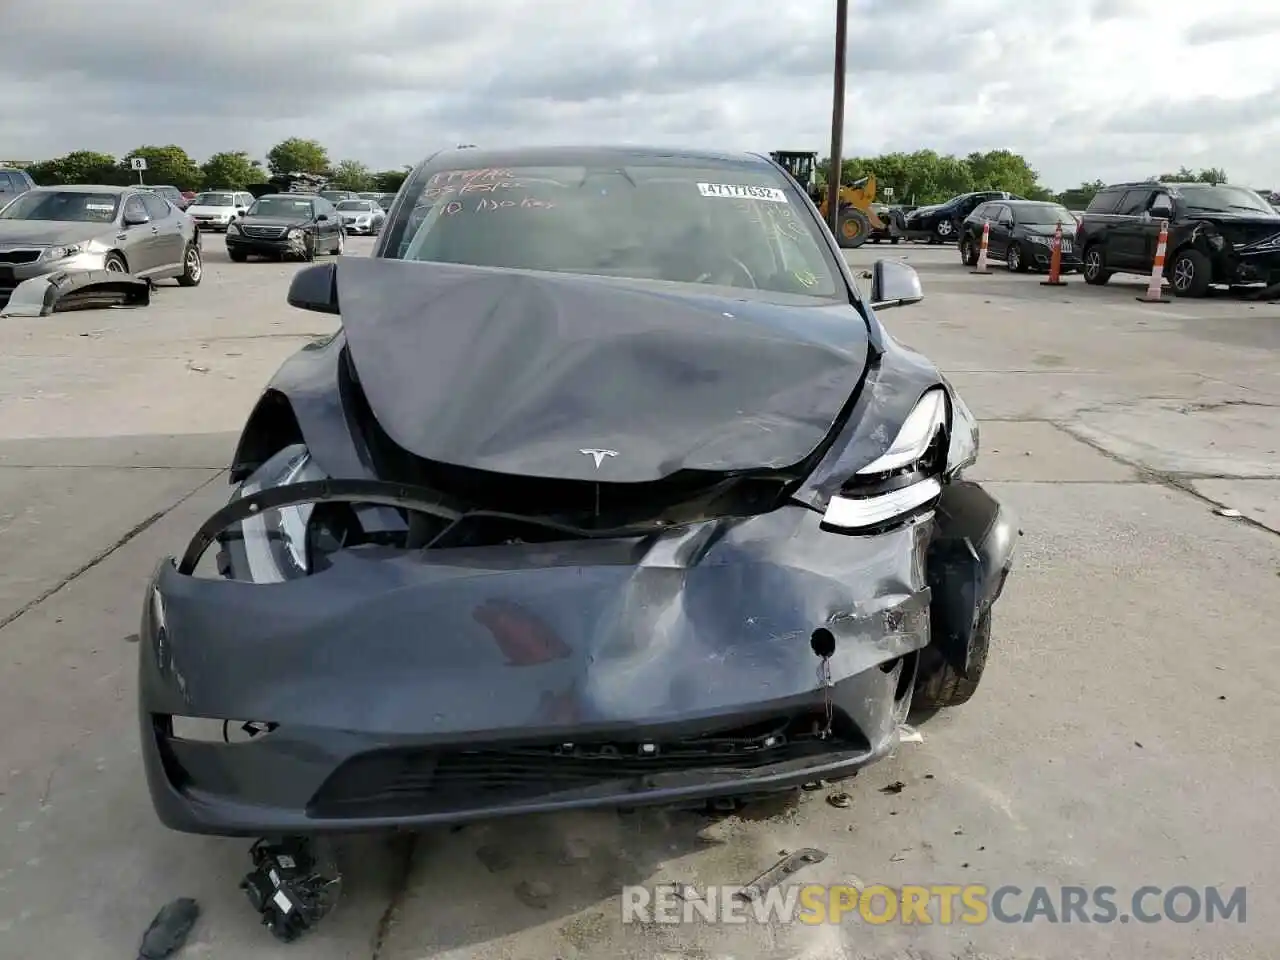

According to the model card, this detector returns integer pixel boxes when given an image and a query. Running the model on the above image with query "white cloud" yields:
[1,0,1277,190]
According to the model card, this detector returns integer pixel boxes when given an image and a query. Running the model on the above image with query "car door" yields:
[1109,187,1155,270]
[988,204,1014,259]
[140,191,185,272]
[313,198,335,242]
[120,193,161,274]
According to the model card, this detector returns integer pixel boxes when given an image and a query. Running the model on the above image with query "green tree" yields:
[1156,165,1228,183]
[200,151,262,189]
[26,150,122,186]
[1057,179,1107,209]
[330,159,371,191]
[371,168,409,193]
[266,137,330,177]
[121,144,202,190]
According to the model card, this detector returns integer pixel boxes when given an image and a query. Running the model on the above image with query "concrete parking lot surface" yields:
[1,239,1277,959]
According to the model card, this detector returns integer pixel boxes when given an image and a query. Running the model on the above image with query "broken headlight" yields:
[823,388,952,533]
[227,444,326,582]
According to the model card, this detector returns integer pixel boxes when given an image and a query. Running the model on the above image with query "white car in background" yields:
[186,190,254,232]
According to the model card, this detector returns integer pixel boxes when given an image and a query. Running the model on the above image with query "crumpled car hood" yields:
[336,257,870,483]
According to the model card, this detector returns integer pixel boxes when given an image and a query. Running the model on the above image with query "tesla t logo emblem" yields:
[579,448,618,469]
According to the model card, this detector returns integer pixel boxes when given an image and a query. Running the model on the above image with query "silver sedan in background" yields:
[334,198,386,235]
[0,185,202,307]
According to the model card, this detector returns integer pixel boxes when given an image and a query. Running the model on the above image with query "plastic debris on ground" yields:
[137,897,200,960]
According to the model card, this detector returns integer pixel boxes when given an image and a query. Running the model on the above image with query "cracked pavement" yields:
[0,241,1276,960]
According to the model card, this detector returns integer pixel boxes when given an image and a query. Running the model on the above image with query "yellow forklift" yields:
[769,150,904,248]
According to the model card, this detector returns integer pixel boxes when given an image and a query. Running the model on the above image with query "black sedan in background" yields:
[959,200,1081,273]
[225,193,346,262]
[905,190,1025,244]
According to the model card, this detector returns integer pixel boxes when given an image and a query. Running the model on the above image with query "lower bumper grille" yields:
[309,713,868,818]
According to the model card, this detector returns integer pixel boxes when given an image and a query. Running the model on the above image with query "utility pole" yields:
[826,0,848,235]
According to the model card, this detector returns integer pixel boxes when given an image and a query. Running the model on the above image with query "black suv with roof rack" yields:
[1076,180,1280,297]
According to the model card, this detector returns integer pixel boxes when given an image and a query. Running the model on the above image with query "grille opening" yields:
[308,711,870,819]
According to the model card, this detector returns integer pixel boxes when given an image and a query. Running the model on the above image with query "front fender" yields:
[925,481,1018,677]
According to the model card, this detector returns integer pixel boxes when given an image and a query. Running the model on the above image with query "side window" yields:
[1151,191,1173,211]
[1117,189,1153,216]
[970,203,990,220]
[0,173,14,188]
[141,192,170,219]
[123,195,148,223]
[1085,190,1123,214]
[993,204,1012,223]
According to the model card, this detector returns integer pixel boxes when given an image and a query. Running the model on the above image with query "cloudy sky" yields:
[2,0,1278,190]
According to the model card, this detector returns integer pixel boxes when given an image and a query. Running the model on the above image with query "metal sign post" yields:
[826,0,849,235]
[130,157,148,184]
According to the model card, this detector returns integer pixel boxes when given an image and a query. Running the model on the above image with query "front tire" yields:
[333,230,345,256]
[935,218,955,243]
[103,252,128,273]
[960,237,978,266]
[1169,248,1211,297]
[177,242,202,287]
[1082,245,1112,285]
[836,207,871,249]
[1007,243,1028,273]
[228,249,248,263]
[913,610,991,711]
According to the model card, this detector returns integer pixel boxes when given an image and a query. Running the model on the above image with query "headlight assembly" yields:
[42,242,87,261]
[227,223,241,235]
[231,445,327,582]
[288,229,303,240]
[1026,235,1050,245]
[823,386,976,533]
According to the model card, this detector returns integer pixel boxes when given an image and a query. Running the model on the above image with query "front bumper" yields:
[0,250,109,306]
[342,220,376,235]
[1216,251,1280,286]
[1020,239,1082,270]
[226,231,309,259]
[140,491,1011,836]
[192,218,234,233]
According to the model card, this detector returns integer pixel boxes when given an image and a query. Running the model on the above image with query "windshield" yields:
[336,201,372,211]
[1019,204,1075,225]
[391,163,842,298]
[247,197,315,218]
[1175,184,1277,215]
[192,193,235,206]
[0,190,120,222]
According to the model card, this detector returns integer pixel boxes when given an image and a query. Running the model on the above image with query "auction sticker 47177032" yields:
[698,182,789,203]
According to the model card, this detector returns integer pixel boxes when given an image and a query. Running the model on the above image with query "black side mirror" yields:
[235,208,246,216]
[316,213,329,222]
[1150,202,1173,220]
[287,262,339,315]
[869,258,924,311]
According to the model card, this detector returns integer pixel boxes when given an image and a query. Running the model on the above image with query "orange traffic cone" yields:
[971,221,991,274]
[1137,219,1171,303]
[1040,222,1067,286]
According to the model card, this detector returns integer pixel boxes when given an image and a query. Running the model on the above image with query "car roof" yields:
[417,144,774,173]
[256,193,316,200]
[1005,199,1060,207]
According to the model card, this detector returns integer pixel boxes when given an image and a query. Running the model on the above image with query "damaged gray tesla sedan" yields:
[138,146,1016,836]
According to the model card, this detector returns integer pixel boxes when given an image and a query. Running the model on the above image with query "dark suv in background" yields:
[0,167,36,209]
[1076,180,1280,297]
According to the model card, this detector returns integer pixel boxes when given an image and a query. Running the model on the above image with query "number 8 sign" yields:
[130,157,148,171]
